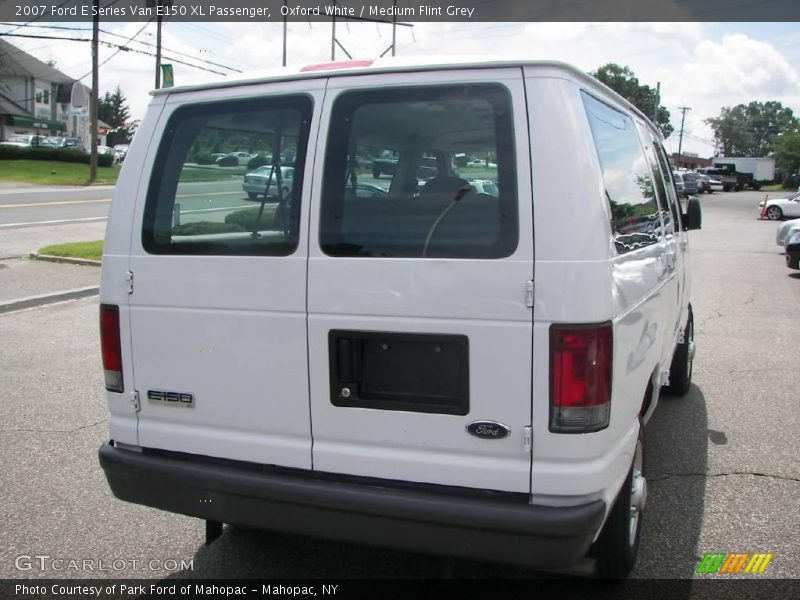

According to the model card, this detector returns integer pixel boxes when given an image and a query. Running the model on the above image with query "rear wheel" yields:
[665,308,694,396]
[247,192,259,201]
[595,424,646,579]
[372,167,381,178]
[766,206,783,221]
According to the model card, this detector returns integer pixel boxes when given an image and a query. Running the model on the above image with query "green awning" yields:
[4,114,65,131]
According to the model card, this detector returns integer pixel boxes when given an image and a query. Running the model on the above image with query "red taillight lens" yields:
[100,304,124,393]
[550,323,612,433]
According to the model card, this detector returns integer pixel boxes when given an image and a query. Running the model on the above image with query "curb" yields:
[29,253,101,267]
[0,286,100,314]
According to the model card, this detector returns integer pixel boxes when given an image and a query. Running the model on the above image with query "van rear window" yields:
[142,95,312,255]
[319,84,518,259]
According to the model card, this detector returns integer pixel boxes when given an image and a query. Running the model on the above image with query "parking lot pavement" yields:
[0,257,99,304]
[0,190,798,584]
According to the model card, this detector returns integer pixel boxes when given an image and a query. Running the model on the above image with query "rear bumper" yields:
[99,442,605,569]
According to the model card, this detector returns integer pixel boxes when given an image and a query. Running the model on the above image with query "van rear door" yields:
[126,82,323,469]
[306,69,533,493]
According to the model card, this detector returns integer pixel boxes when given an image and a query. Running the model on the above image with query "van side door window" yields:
[582,92,662,254]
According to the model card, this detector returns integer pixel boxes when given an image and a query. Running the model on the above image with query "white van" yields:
[98,58,700,577]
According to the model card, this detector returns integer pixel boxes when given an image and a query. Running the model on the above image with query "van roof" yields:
[151,56,655,132]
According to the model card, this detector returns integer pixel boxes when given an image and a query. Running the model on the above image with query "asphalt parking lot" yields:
[0,190,798,586]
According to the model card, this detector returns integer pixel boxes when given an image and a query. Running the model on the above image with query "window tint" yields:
[320,85,518,259]
[142,96,312,255]
[582,92,661,254]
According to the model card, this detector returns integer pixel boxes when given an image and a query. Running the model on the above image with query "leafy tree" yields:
[98,86,132,147]
[706,101,800,157]
[591,64,673,139]
[773,132,800,185]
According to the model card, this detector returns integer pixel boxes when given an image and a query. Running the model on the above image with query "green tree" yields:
[98,86,132,147]
[706,101,800,157]
[591,63,673,139]
[773,132,800,185]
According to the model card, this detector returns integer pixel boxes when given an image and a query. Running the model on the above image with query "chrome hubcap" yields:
[629,441,646,545]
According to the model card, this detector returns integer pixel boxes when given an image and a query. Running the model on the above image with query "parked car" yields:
[38,136,84,150]
[218,151,257,166]
[467,158,497,168]
[113,144,130,162]
[672,171,699,197]
[468,178,499,196]
[98,58,701,579]
[345,182,389,198]
[759,192,800,220]
[96,145,119,164]
[697,174,723,193]
[0,134,47,147]
[785,230,800,270]
[696,167,739,192]
[776,218,800,247]
[242,165,294,200]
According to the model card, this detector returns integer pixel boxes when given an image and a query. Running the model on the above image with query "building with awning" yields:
[0,38,99,147]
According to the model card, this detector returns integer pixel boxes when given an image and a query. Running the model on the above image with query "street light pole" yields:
[89,0,99,183]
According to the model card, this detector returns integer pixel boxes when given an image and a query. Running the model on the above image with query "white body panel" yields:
[101,59,692,511]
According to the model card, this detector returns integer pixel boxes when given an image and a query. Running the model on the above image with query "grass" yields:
[0,160,120,185]
[38,240,103,261]
[0,160,242,186]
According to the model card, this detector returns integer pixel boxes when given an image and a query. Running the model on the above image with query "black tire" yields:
[766,205,783,221]
[247,192,259,201]
[372,168,380,178]
[594,423,646,579]
[664,308,694,396]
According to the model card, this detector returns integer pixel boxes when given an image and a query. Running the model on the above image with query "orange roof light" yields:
[300,60,374,72]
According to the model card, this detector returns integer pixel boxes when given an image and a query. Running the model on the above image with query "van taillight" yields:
[100,304,124,393]
[550,324,612,433]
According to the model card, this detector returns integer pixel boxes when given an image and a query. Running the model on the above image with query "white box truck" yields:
[711,157,775,189]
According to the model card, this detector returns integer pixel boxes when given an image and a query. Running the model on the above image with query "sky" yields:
[3,20,799,158]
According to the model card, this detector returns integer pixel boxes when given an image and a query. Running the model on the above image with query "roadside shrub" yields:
[216,155,239,167]
[0,145,114,166]
[192,152,215,165]
[224,207,277,230]
[172,222,244,236]
[247,154,271,170]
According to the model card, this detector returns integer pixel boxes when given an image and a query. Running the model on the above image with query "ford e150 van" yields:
[98,58,701,578]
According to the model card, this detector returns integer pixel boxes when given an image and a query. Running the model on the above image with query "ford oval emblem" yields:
[466,421,511,439]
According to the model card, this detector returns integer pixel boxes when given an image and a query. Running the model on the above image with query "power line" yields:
[77,19,152,82]
[1,31,231,77]
[2,0,75,35]
[0,22,241,74]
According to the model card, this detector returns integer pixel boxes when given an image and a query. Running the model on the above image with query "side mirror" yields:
[683,196,702,231]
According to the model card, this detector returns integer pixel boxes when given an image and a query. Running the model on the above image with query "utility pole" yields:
[677,106,691,159]
[89,0,99,183]
[147,0,172,88]
[282,0,287,66]
[652,82,660,125]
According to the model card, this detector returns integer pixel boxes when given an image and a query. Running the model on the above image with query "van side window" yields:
[653,142,683,228]
[582,92,661,255]
[320,84,518,259]
[142,96,312,255]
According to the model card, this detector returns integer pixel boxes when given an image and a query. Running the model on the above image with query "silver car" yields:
[242,165,294,201]
[776,218,800,247]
